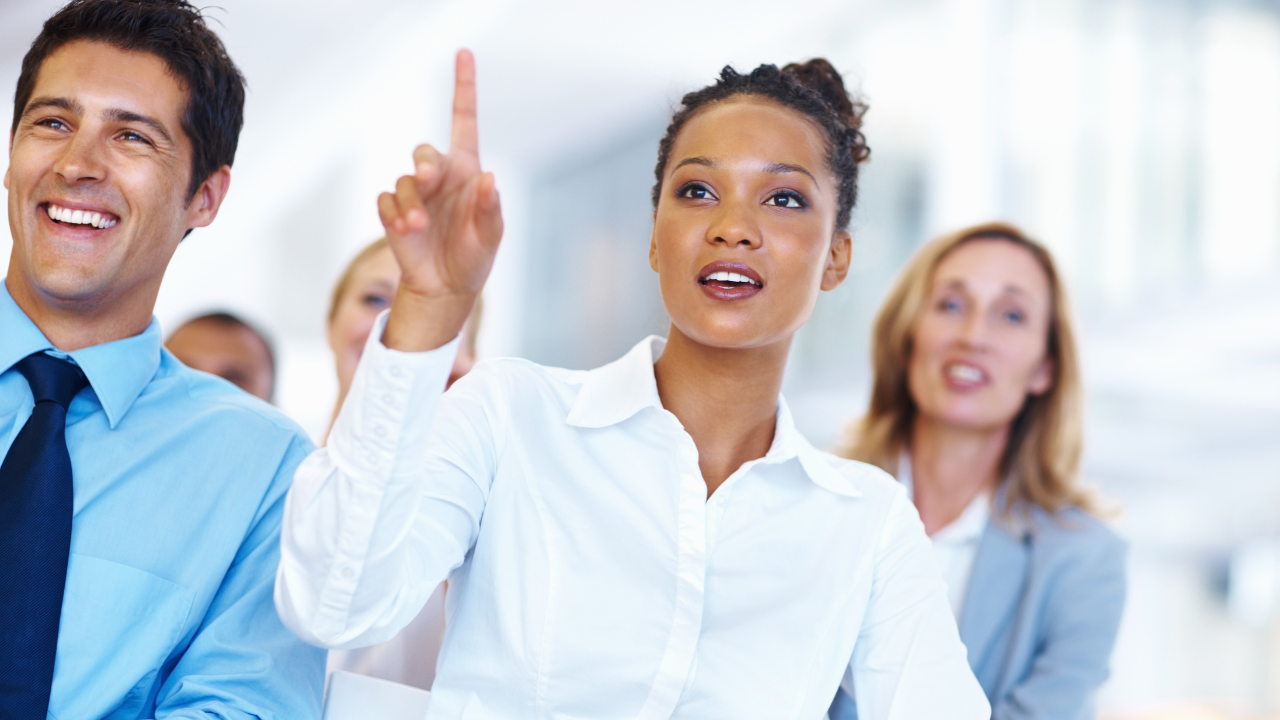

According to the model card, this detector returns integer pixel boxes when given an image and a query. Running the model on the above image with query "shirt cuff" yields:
[330,310,460,484]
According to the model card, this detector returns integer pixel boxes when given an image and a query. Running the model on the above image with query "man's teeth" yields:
[947,364,984,383]
[46,204,117,229]
[705,271,759,286]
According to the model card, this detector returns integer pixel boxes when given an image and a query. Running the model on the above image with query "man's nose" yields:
[53,131,106,185]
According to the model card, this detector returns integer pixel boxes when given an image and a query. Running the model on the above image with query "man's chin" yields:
[15,262,120,309]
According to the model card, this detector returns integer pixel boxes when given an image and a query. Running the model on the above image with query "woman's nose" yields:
[706,197,761,249]
[957,309,990,348]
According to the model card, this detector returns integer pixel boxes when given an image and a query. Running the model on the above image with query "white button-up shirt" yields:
[276,321,989,720]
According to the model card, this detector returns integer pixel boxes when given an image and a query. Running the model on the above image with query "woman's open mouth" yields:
[698,261,764,302]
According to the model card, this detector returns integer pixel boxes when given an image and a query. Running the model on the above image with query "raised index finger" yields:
[450,48,479,161]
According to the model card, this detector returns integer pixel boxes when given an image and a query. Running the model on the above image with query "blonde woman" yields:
[322,238,480,689]
[829,223,1126,720]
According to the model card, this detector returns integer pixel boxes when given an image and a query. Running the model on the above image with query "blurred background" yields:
[3,0,1280,715]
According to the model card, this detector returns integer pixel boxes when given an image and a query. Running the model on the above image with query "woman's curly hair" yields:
[652,59,870,231]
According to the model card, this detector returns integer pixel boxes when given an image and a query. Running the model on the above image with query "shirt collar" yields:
[0,281,161,429]
[566,335,861,498]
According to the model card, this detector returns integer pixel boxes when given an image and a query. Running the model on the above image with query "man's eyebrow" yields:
[22,97,174,146]
[672,156,716,174]
[22,96,84,118]
[106,108,173,145]
[764,162,817,183]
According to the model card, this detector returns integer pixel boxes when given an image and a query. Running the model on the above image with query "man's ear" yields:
[185,165,232,231]
[1028,355,1054,395]
[820,230,852,291]
[4,129,13,191]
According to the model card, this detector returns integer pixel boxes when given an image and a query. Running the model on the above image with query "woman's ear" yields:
[820,231,852,291]
[648,224,660,273]
[1028,355,1054,395]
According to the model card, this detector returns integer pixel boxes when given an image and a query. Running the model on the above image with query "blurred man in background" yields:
[166,311,276,402]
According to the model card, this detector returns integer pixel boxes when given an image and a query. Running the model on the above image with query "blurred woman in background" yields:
[327,237,480,418]
[829,222,1126,720]
[322,237,480,689]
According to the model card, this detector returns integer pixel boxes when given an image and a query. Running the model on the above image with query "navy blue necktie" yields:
[0,353,87,717]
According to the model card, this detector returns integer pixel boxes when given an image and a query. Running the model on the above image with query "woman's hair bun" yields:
[781,59,869,162]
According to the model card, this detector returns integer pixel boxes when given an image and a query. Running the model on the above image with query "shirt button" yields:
[340,565,355,580]
[389,366,402,378]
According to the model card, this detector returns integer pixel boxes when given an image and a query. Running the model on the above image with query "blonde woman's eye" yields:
[765,191,805,208]
[939,298,963,313]
[1004,309,1026,324]
[361,293,390,309]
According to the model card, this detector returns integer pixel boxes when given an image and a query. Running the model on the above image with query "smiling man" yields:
[0,1,324,717]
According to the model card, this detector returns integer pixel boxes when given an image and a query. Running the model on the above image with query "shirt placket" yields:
[635,421,709,720]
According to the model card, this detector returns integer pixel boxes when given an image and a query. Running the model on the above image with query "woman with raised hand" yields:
[828,223,1127,720]
[320,236,480,689]
[276,50,988,719]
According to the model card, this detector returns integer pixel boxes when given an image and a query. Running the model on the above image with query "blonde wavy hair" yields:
[837,222,1095,515]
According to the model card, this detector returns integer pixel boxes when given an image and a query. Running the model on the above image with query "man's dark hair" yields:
[652,59,870,232]
[13,0,246,203]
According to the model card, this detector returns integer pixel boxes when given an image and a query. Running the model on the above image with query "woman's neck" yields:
[909,414,1009,535]
[653,326,790,498]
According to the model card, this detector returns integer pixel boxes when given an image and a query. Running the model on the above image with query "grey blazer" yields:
[829,499,1127,720]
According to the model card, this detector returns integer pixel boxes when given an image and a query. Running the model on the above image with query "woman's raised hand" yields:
[380,50,503,352]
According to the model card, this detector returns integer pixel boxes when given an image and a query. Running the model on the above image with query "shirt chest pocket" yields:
[48,553,195,720]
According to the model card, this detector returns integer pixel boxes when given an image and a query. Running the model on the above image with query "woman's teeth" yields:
[947,364,985,383]
[46,204,118,229]
[704,271,761,287]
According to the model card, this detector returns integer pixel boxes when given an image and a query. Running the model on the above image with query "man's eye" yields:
[765,192,805,208]
[120,130,149,144]
[678,183,712,200]
[36,118,68,131]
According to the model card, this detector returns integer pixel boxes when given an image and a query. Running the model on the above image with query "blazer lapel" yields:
[958,516,1031,675]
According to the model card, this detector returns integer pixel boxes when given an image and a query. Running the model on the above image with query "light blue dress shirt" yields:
[0,283,325,719]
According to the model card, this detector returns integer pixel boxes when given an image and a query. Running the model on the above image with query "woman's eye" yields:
[1003,309,1026,324]
[677,183,713,200]
[939,298,963,313]
[361,294,390,309]
[765,191,805,208]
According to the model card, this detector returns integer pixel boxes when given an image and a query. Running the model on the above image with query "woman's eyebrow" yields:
[672,156,715,174]
[764,162,816,183]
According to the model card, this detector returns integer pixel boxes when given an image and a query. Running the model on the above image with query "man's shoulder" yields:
[150,351,313,448]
